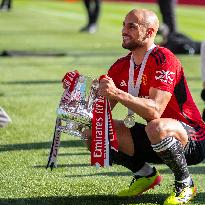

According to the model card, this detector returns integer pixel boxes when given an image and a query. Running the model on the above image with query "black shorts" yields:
[180,122,205,165]
[130,121,205,165]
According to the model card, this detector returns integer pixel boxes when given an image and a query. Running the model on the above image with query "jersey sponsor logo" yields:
[120,80,127,87]
[155,70,175,84]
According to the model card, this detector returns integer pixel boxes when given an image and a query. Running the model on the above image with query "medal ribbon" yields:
[127,44,156,116]
[91,75,118,168]
[46,70,79,170]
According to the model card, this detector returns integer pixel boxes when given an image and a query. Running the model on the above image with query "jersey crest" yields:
[120,80,127,87]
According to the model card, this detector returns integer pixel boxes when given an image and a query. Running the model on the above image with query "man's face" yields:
[122,12,148,50]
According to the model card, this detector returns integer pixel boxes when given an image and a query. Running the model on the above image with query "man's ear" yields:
[147,28,154,37]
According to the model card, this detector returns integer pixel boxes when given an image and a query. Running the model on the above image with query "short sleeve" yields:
[150,50,180,94]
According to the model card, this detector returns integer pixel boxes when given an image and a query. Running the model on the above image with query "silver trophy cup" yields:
[56,75,99,138]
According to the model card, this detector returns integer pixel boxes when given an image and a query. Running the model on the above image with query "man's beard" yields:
[122,41,143,51]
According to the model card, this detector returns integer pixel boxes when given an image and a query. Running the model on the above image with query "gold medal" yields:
[124,114,135,128]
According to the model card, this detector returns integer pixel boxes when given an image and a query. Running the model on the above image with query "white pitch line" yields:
[28,7,121,38]
[28,8,84,20]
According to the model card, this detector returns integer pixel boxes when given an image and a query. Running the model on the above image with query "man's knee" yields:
[145,119,164,135]
[145,119,167,143]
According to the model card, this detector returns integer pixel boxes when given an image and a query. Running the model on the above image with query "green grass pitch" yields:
[0,0,204,204]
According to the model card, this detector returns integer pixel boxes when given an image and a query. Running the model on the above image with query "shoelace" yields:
[129,177,136,187]
[129,175,142,188]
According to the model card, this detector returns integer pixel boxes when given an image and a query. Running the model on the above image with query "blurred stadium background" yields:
[0,0,204,204]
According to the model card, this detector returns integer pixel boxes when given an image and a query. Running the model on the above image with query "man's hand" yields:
[98,75,119,99]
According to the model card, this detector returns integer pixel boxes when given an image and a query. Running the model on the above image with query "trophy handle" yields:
[86,79,99,112]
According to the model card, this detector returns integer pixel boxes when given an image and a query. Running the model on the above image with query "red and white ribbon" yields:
[60,70,80,105]
[91,76,118,168]
[127,44,156,116]
[46,70,79,170]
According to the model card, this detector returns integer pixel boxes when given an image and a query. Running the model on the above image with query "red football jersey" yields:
[108,46,205,129]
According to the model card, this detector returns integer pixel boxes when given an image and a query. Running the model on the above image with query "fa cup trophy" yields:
[57,75,99,138]
[46,72,99,170]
